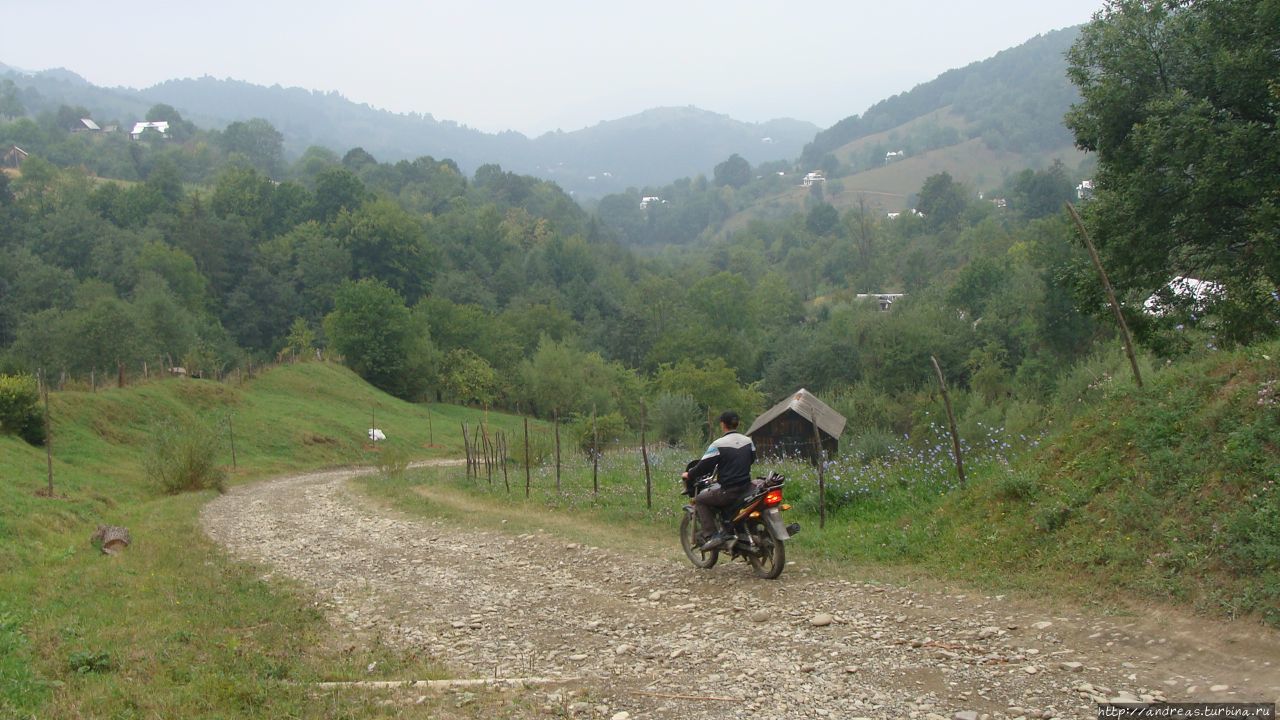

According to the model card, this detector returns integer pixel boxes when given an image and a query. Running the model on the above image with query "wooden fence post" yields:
[461,423,472,478]
[117,360,124,389]
[811,420,825,529]
[931,355,966,486]
[553,410,561,493]
[523,417,531,498]
[227,413,238,469]
[481,424,492,486]
[500,432,510,493]
[1066,201,1143,388]
[592,407,599,496]
[641,400,652,510]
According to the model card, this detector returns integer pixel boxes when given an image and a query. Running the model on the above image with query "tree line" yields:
[3,0,1274,453]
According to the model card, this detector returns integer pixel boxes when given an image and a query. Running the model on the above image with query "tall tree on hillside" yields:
[916,172,970,228]
[334,198,435,303]
[0,79,24,119]
[323,278,433,398]
[144,104,197,141]
[713,153,751,189]
[1066,0,1280,344]
[220,118,285,178]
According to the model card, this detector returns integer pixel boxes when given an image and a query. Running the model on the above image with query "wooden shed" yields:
[746,388,846,464]
[3,145,28,169]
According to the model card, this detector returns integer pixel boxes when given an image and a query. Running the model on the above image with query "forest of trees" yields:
[2,0,1274,452]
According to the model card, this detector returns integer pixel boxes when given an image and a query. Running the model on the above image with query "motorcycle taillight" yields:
[764,489,783,506]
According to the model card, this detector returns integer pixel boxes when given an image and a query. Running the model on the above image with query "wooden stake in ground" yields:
[499,432,510,493]
[461,423,472,478]
[426,406,433,445]
[810,419,826,529]
[1066,201,1143,389]
[592,408,599,496]
[41,368,53,496]
[553,410,561,493]
[931,355,966,486]
[481,424,492,485]
[227,413,238,469]
[117,360,124,389]
[641,400,652,509]
[523,416,532,498]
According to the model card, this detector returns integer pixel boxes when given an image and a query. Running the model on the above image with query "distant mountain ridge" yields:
[0,64,816,196]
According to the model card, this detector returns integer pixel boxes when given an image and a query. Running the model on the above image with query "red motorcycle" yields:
[679,469,799,579]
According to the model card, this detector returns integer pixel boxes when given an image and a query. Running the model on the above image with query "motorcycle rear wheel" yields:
[679,511,719,569]
[747,526,785,579]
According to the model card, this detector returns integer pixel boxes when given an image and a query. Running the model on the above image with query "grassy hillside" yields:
[0,362,522,719]
[820,341,1280,622]
[941,342,1280,621]
[718,134,1082,235]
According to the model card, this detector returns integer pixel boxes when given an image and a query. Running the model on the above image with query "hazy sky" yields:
[2,0,1103,136]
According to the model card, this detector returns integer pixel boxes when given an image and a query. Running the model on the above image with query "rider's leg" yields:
[693,484,734,542]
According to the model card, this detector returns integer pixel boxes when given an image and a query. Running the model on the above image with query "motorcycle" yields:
[679,467,800,579]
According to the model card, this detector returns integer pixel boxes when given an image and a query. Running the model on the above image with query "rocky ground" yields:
[201,466,1280,720]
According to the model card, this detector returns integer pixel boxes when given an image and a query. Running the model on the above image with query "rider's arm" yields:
[685,442,721,481]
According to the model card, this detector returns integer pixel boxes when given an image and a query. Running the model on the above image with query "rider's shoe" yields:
[699,531,733,551]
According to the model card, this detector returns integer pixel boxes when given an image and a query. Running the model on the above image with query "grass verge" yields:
[0,361,529,719]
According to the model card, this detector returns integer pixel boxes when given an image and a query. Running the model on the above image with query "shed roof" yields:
[746,388,846,439]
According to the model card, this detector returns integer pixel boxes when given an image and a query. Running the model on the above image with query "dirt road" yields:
[201,467,1280,719]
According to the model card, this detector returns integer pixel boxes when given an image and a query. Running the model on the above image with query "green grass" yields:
[0,361,530,719]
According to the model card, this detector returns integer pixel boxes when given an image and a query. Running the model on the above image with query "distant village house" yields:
[72,118,101,133]
[1076,180,1094,201]
[130,121,170,140]
[640,196,666,209]
[802,171,825,187]
[856,292,905,311]
[1143,276,1223,316]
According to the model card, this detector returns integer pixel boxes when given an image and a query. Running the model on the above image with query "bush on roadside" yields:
[572,411,628,456]
[649,392,700,445]
[375,443,411,478]
[0,374,45,446]
[144,416,227,494]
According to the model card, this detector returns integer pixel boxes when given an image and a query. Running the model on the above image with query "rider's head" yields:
[718,410,740,432]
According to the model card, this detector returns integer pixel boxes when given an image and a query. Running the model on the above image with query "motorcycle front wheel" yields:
[679,511,719,569]
[747,524,785,579]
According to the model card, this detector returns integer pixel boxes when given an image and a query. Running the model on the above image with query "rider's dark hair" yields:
[718,410,740,430]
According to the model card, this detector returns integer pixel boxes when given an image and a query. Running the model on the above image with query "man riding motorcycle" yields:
[681,410,756,551]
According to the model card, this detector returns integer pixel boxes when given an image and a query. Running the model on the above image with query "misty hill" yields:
[713,28,1086,233]
[0,63,815,196]
[141,77,816,195]
[594,27,1087,246]
[801,27,1081,168]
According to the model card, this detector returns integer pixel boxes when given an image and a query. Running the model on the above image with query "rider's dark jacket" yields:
[687,431,756,489]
